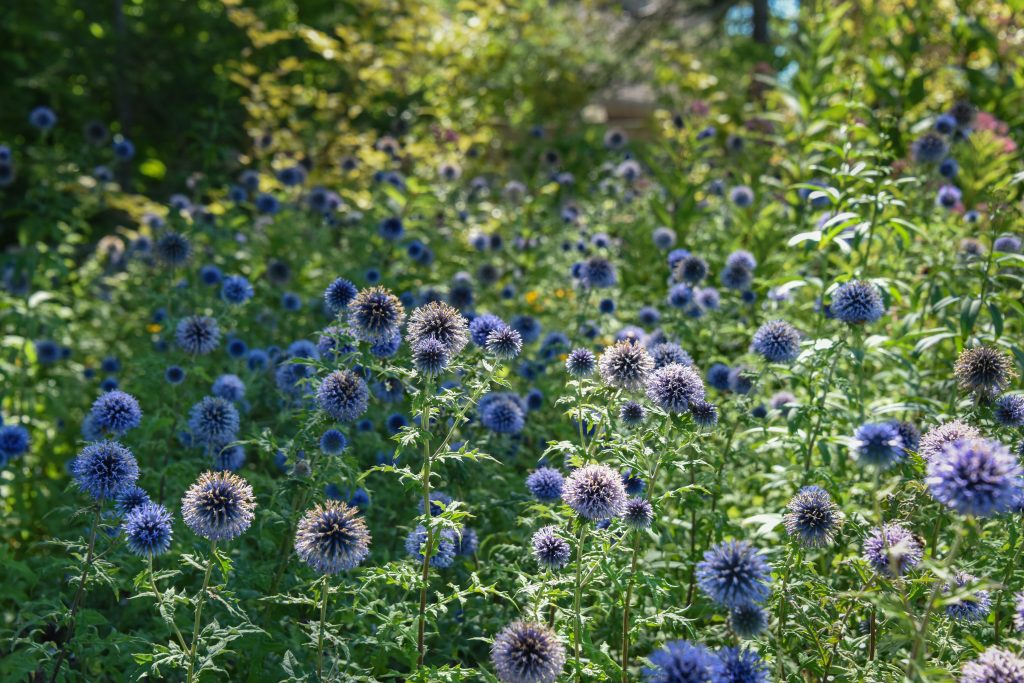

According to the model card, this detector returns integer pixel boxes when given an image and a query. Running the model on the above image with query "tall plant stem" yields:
[187,541,218,683]
[317,575,330,681]
[572,522,589,682]
[620,533,642,683]
[49,505,102,683]
[416,384,434,668]
[774,547,800,681]
[148,556,188,653]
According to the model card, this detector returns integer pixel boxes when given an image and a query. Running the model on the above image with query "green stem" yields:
[49,505,103,683]
[416,383,434,668]
[572,522,589,682]
[187,541,218,683]
[148,555,188,653]
[620,533,641,683]
[317,575,330,681]
[774,547,800,681]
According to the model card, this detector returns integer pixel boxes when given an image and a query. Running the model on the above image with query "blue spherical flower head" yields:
[620,400,647,427]
[729,185,754,208]
[124,502,173,556]
[643,640,717,683]
[295,501,371,574]
[212,374,245,402]
[674,255,708,284]
[653,226,676,249]
[491,620,566,683]
[408,301,470,355]
[412,338,451,376]
[563,464,627,521]
[112,137,135,160]
[729,604,768,639]
[690,400,719,428]
[181,471,256,541]
[696,540,772,608]
[830,280,884,325]
[911,133,949,163]
[943,571,991,623]
[565,348,596,377]
[213,444,246,472]
[221,275,254,305]
[324,277,358,314]
[479,392,526,434]
[0,424,30,460]
[706,363,731,391]
[155,232,192,268]
[72,441,140,500]
[511,315,542,344]
[487,326,523,360]
[175,315,220,355]
[378,216,404,240]
[650,342,692,369]
[526,467,564,503]
[347,286,405,343]
[187,396,240,447]
[712,647,768,683]
[784,486,843,547]
[470,314,505,346]
[532,526,571,570]
[624,497,654,529]
[919,420,980,462]
[646,363,705,413]
[319,428,348,455]
[852,422,905,469]
[936,184,962,209]
[35,339,60,365]
[926,438,1023,517]
[115,485,152,516]
[599,341,654,392]
[29,106,57,130]
[316,369,369,422]
[404,525,457,568]
[255,193,279,214]
[954,346,1017,401]
[862,523,922,576]
[995,394,1024,427]
[751,320,801,363]
[581,256,617,289]
[960,647,1024,682]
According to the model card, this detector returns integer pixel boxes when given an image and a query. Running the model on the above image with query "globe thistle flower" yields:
[862,523,922,576]
[316,370,370,422]
[187,396,240,447]
[926,438,1023,517]
[646,363,706,413]
[378,216,404,240]
[620,400,647,427]
[688,400,719,428]
[648,342,690,370]
[294,501,371,574]
[479,392,526,434]
[404,525,457,568]
[707,363,731,391]
[491,621,566,683]
[852,422,905,469]
[470,314,506,346]
[155,232,192,268]
[526,468,564,503]
[994,394,1024,427]
[562,464,628,521]
[943,571,991,622]
[208,371,244,402]
[29,106,57,130]
[960,647,1024,682]
[994,235,1022,253]
[911,133,949,164]
[643,640,717,683]
[408,301,469,355]
[123,502,173,557]
[599,341,654,392]
[175,315,220,355]
[674,255,709,284]
[624,497,654,529]
[727,367,753,394]
[220,275,254,305]
[713,647,769,683]
[532,526,571,569]
[696,540,772,608]
[720,264,753,291]
[319,429,348,455]
[830,280,884,325]
[783,486,843,548]
[487,326,523,359]
[0,424,30,460]
[347,287,405,343]
[181,471,256,541]
[114,485,151,516]
[750,320,801,363]
[72,441,140,500]
[565,348,596,377]
[955,346,1017,401]
[888,420,920,454]
[324,277,358,314]
[919,420,980,461]
[653,227,676,249]
[621,470,646,496]
[213,445,245,472]
[730,185,754,207]
[412,339,451,376]
[581,256,617,289]
[668,283,694,308]
[729,604,768,638]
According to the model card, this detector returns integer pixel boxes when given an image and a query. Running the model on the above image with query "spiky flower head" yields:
[404,525,457,568]
[479,392,527,434]
[526,468,564,503]
[599,341,654,392]
[620,400,647,427]
[491,621,566,683]
[784,486,843,548]
[407,301,469,355]
[750,320,801,363]
[319,429,348,456]
[115,485,152,516]
[642,640,716,683]
[532,526,571,570]
[175,315,221,355]
[470,314,506,346]
[562,463,628,521]
[852,422,905,469]
[412,338,450,376]
[926,438,1023,517]
[623,497,655,530]
[565,348,596,377]
[487,326,523,360]
[187,396,240,447]
[713,647,769,683]
[316,370,369,422]
[347,286,405,343]
[919,420,980,461]
[155,232,192,267]
[0,423,29,460]
[830,280,884,325]
[645,363,706,413]
[581,256,617,289]
[995,394,1024,427]
[124,502,173,557]
[960,647,1024,683]
[943,571,991,622]
[862,523,922,576]
[729,604,768,639]
[72,441,140,500]
[955,346,1017,401]
[181,471,256,541]
[696,540,772,608]
[649,342,692,369]
[295,501,371,574]
[324,277,358,314]
[90,390,142,435]
[690,400,719,428]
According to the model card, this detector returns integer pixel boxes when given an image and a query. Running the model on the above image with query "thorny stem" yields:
[317,575,330,681]
[187,541,218,683]
[49,505,102,683]
[416,382,434,668]
[148,555,188,653]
